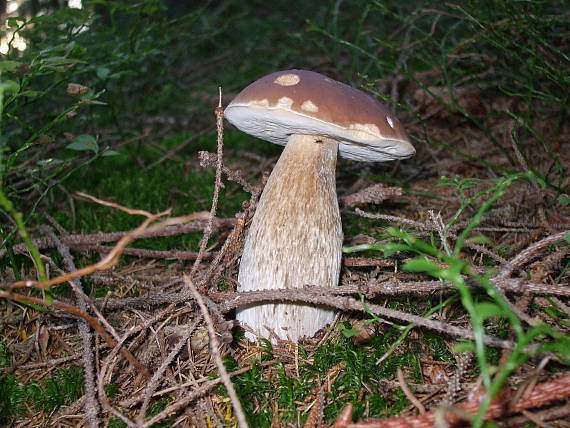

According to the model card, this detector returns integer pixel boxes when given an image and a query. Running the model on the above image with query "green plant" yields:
[0,364,86,424]
[344,172,569,427]
[0,11,112,283]
[146,397,173,427]
[0,342,26,424]
[225,356,272,426]
[108,417,128,428]
[27,366,84,412]
[0,340,8,367]
[0,373,27,425]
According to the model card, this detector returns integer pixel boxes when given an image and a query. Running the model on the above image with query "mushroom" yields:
[225,69,415,343]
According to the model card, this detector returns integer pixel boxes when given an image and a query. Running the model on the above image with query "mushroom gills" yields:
[237,134,343,342]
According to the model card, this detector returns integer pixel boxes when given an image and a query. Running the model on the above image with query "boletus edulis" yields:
[225,69,415,343]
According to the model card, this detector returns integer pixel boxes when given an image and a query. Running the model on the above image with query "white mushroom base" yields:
[237,134,343,343]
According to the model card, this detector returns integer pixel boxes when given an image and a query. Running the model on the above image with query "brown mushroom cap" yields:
[224,69,415,162]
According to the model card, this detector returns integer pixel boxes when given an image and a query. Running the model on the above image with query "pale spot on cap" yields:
[274,73,300,86]
[386,116,394,128]
[249,99,270,107]
[347,123,382,141]
[301,100,319,112]
[277,96,294,108]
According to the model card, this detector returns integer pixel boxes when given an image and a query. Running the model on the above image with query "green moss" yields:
[45,132,252,256]
[27,366,84,413]
[0,374,27,425]
[229,358,273,427]
[146,397,174,427]
[422,331,454,363]
[108,417,128,428]
[104,383,121,399]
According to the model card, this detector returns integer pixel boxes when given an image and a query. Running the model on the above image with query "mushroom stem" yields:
[237,134,343,342]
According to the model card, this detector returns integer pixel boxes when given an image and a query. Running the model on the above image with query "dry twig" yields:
[190,90,226,282]
[218,288,515,349]
[0,217,234,259]
[397,367,426,414]
[5,210,208,291]
[39,226,100,428]
[185,277,248,428]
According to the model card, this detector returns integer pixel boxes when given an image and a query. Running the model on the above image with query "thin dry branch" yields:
[0,217,235,258]
[96,303,181,426]
[355,208,427,229]
[97,329,138,427]
[186,277,249,428]
[9,354,82,370]
[5,210,208,290]
[304,386,325,428]
[92,274,569,315]
[216,288,515,349]
[340,184,402,207]
[498,231,569,279]
[503,402,570,426]
[76,192,158,216]
[40,226,100,428]
[190,93,226,281]
[397,367,426,414]
[199,150,259,195]
[137,315,203,421]
[0,290,150,377]
[75,244,215,260]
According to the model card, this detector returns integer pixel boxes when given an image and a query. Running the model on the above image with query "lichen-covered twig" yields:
[186,277,249,428]
[39,225,100,428]
[190,93,226,281]
[0,217,234,259]
[217,289,515,350]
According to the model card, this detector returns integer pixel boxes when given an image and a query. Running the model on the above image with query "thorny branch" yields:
[189,92,227,281]
[217,288,516,349]
[0,216,235,258]
[5,209,209,291]
[186,277,249,428]
[39,225,100,428]
[91,275,569,313]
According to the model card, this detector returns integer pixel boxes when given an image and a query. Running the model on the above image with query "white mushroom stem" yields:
[237,134,343,342]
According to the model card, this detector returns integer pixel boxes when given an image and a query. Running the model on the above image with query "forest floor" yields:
[1,2,569,427]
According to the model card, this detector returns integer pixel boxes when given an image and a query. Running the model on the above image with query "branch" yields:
[5,211,209,290]
[216,289,515,350]
[186,277,249,428]
[0,290,150,377]
[0,217,235,259]
[40,226,100,428]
